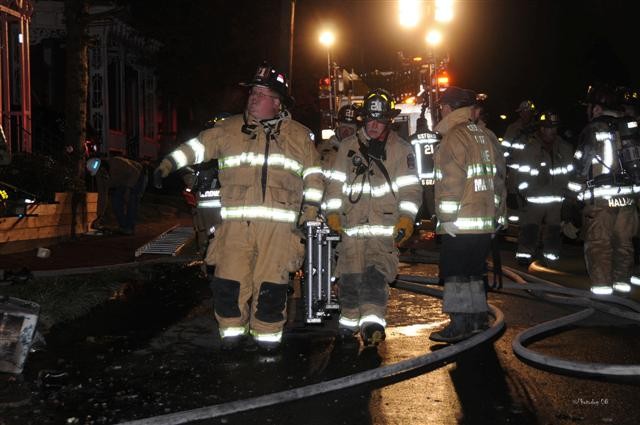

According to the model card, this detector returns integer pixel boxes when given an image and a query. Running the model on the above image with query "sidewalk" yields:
[0,214,194,274]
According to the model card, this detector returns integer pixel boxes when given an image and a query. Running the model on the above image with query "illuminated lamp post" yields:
[319,30,336,128]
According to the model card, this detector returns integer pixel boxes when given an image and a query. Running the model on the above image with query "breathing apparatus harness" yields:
[347,128,395,204]
[242,110,288,202]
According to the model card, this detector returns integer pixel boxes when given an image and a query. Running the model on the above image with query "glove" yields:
[561,221,579,239]
[153,160,172,189]
[326,213,343,234]
[440,221,459,237]
[394,216,414,245]
[297,205,319,227]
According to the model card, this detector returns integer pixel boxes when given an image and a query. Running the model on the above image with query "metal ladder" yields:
[135,226,194,257]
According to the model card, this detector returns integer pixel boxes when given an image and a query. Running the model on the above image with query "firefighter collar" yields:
[434,106,472,135]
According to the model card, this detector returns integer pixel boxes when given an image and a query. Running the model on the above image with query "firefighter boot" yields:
[470,312,490,334]
[429,313,474,343]
[361,322,386,347]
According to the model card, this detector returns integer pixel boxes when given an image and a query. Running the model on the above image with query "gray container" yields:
[0,296,40,374]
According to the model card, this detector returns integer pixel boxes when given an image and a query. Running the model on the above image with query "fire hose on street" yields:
[119,246,640,425]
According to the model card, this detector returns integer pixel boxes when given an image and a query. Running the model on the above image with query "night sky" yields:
[128,0,640,136]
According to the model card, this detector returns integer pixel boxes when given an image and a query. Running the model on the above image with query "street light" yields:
[434,0,454,23]
[425,29,443,47]
[319,30,336,128]
[398,0,421,28]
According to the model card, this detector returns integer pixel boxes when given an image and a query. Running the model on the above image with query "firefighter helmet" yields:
[516,100,536,112]
[584,83,620,110]
[337,104,361,125]
[538,110,560,127]
[240,61,294,108]
[363,89,400,121]
[438,86,477,110]
[86,157,101,176]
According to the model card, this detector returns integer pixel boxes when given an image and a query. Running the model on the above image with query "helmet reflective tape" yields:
[344,225,395,238]
[590,285,613,295]
[170,150,189,169]
[399,201,419,215]
[250,329,283,343]
[526,196,564,204]
[323,198,342,211]
[221,206,297,223]
[219,326,248,338]
[186,138,206,164]
[339,316,360,329]
[438,200,460,214]
[369,98,385,114]
[303,188,324,203]
[359,315,386,328]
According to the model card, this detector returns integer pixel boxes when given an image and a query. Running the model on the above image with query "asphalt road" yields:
[1,257,639,425]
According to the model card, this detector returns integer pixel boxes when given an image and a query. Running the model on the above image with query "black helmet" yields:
[240,61,294,108]
[363,89,400,121]
[439,86,477,110]
[516,100,536,113]
[337,104,360,125]
[584,83,620,110]
[538,110,560,127]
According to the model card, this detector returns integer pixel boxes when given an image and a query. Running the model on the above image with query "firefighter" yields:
[503,100,538,220]
[430,86,506,343]
[317,104,360,175]
[567,84,639,295]
[86,156,147,235]
[153,62,323,352]
[324,88,422,347]
[181,160,221,256]
[504,99,538,142]
[514,111,574,265]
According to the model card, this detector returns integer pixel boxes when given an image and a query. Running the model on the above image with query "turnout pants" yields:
[207,220,303,340]
[439,234,492,314]
[583,203,638,287]
[336,236,398,331]
[517,202,562,260]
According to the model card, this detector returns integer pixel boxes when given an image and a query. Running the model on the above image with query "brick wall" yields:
[0,192,98,254]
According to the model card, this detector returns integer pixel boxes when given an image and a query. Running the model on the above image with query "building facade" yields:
[0,0,33,155]
[30,1,174,160]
